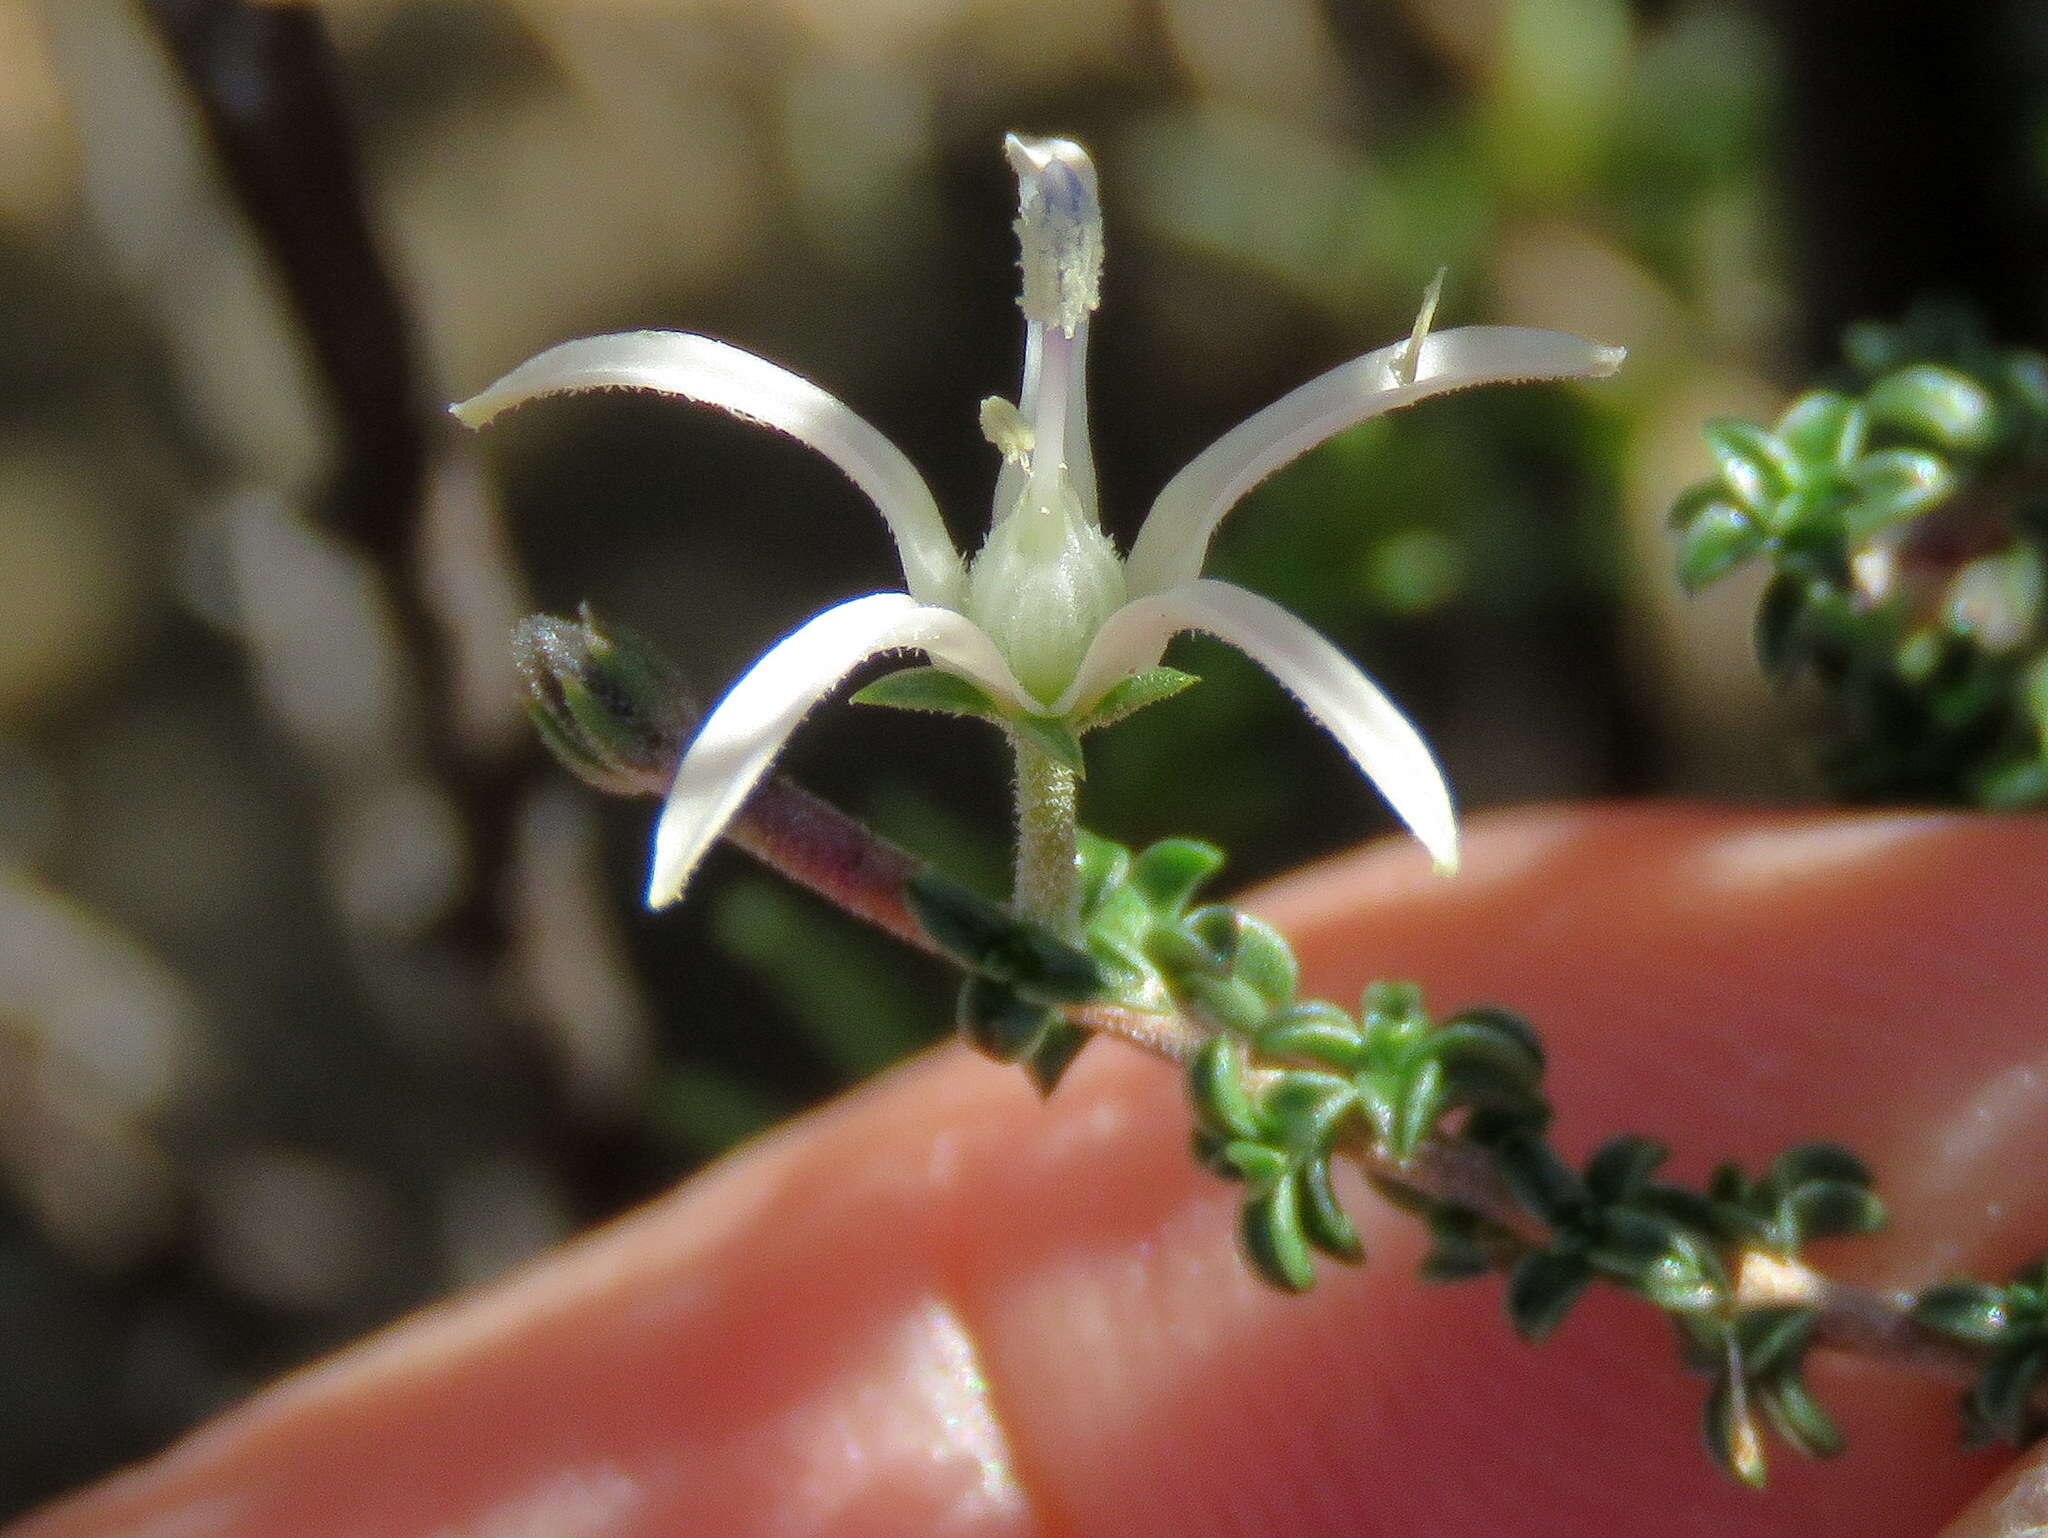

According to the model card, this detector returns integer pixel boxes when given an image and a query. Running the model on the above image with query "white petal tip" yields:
[448,395,491,429]
[1591,343,1628,376]
[1430,847,1461,878]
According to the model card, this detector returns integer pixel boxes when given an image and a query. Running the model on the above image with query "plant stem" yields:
[692,768,2000,1405]
[1010,735,1081,935]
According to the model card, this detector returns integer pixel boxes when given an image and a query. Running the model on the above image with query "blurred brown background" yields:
[2,0,2044,1513]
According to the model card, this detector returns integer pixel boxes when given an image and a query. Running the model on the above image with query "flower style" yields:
[455,135,1624,908]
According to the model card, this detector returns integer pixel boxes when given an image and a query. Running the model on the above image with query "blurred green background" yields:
[2,0,2044,1513]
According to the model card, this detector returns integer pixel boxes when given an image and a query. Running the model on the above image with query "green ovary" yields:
[963,479,1127,708]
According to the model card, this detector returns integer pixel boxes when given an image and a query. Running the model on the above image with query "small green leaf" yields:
[1072,667,1200,732]
[1702,417,1796,510]
[1972,1343,2048,1446]
[1846,448,1955,535]
[1243,1177,1318,1293]
[851,665,1003,719]
[1183,973,1271,1035]
[1189,1033,1263,1142]
[1023,1020,1091,1095]
[1419,1208,1497,1281]
[1074,830,1131,918]
[1261,1071,1356,1159]
[1767,1143,1873,1190]
[1775,391,1866,466]
[1784,1179,1886,1242]
[1390,1054,1446,1160]
[1506,1249,1593,1342]
[1440,1007,1544,1070]
[1129,839,1226,917]
[904,873,1103,1004]
[1490,1132,1588,1227]
[1431,1017,1547,1099]
[1583,1136,1668,1205]
[1704,1374,1771,1488]
[1736,1306,1817,1377]
[1360,980,1427,1033]
[1257,1003,1365,1071]
[1755,572,1809,676]
[1587,1207,1684,1276]
[1636,1245,1726,1314]
[1912,1282,2009,1343]
[1678,505,1765,590]
[1865,363,1998,452]
[1298,1156,1364,1263]
[1221,1139,1290,1188]
[956,977,1055,1064]
[1756,1374,1844,1460]
[1232,915,1299,1009]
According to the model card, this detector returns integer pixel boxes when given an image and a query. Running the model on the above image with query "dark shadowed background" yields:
[2,0,2044,1514]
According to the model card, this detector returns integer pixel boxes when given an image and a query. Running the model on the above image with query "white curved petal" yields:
[454,332,964,606]
[1053,580,1460,872]
[647,593,1033,907]
[1126,326,1626,597]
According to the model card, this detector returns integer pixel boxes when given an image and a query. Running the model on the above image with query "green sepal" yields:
[1072,667,1200,732]
[1703,1375,1770,1489]
[1297,1156,1364,1263]
[515,609,693,796]
[1129,839,1226,917]
[1009,714,1087,776]
[1242,1177,1318,1293]
[1912,1280,2010,1343]
[850,665,1003,719]
[956,975,1056,1064]
[526,699,625,792]
[903,873,1102,1004]
[1189,1032,1262,1142]
[1506,1248,1594,1342]
[1755,1373,1843,1460]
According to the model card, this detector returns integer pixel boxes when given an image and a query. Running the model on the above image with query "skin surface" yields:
[12,803,2048,1538]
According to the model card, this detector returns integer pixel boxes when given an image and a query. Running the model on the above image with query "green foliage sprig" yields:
[1915,1255,2048,1448]
[1669,305,2048,803]
[517,544,2048,1488]
[1046,829,1899,1484]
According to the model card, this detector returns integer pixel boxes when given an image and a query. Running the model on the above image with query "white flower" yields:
[455,135,1624,908]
